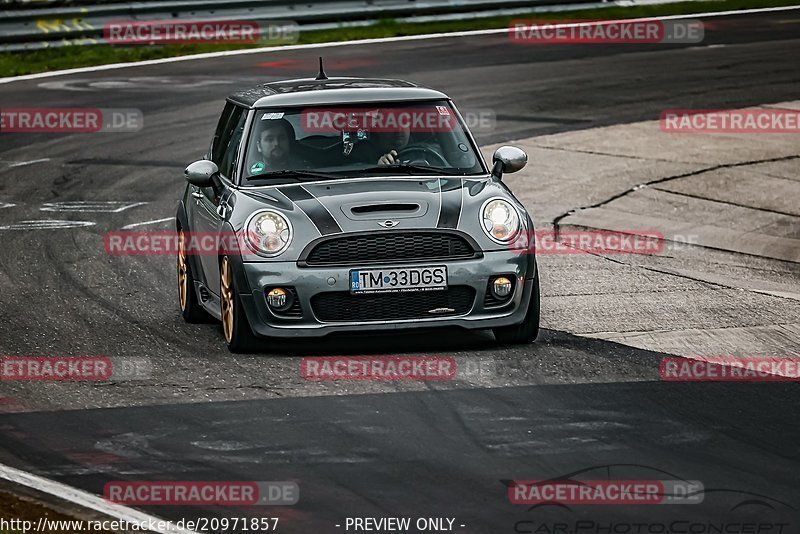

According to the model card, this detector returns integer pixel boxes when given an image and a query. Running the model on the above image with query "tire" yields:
[493,274,540,345]
[178,228,211,323]
[220,255,259,353]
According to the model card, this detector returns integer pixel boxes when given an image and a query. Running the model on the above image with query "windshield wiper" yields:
[354,164,463,176]
[256,170,342,181]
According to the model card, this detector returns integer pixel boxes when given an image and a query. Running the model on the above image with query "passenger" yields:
[250,118,306,174]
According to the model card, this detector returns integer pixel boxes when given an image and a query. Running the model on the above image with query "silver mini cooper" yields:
[176,74,539,352]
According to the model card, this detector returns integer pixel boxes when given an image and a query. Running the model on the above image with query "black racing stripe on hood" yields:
[437,179,463,229]
[281,185,342,235]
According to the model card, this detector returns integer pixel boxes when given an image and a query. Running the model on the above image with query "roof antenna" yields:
[315,57,328,81]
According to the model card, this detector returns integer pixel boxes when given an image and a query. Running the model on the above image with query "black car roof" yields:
[227,77,450,108]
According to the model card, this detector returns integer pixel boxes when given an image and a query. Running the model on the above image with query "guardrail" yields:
[0,0,594,51]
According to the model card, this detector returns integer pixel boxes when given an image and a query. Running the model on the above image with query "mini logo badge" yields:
[428,307,455,314]
[378,220,399,228]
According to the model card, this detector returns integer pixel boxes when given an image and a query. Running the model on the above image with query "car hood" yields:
[241,176,479,234]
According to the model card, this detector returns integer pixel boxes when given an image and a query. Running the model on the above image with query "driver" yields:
[374,126,412,166]
[349,108,465,168]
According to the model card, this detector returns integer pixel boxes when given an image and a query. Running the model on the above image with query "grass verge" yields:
[0,490,116,534]
[1,0,798,77]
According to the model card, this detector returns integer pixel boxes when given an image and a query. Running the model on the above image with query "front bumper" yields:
[237,250,536,338]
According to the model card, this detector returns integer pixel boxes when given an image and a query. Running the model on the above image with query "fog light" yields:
[267,288,288,309]
[492,276,512,298]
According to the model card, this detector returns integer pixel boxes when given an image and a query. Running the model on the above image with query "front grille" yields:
[302,232,476,266]
[311,286,475,322]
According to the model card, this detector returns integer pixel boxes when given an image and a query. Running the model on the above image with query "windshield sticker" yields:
[250,162,265,174]
[261,112,285,120]
[436,106,450,116]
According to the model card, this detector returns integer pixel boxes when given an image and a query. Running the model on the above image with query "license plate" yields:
[350,266,448,294]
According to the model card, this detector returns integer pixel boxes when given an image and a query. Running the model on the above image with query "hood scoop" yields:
[351,203,418,214]
[343,201,427,221]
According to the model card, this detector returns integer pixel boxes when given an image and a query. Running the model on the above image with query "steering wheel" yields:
[395,144,448,167]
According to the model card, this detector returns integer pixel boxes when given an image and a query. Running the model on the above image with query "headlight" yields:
[481,198,520,243]
[245,210,292,256]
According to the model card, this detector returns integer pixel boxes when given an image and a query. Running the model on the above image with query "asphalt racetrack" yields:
[1,8,799,534]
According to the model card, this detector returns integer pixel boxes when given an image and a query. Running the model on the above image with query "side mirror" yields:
[491,146,528,179]
[184,160,219,187]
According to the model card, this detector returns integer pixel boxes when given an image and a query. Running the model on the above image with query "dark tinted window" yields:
[210,103,235,163]
[241,101,484,184]
[214,105,247,179]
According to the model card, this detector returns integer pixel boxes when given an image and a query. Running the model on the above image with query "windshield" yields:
[241,101,485,184]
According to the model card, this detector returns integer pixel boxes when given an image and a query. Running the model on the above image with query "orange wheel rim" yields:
[221,257,234,343]
[177,230,188,311]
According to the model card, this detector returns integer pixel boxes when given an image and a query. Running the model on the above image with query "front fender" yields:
[220,221,253,296]
[175,198,206,285]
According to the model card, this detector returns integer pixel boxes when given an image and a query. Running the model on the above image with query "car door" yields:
[189,103,247,297]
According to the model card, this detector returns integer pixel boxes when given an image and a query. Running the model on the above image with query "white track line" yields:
[121,217,173,230]
[0,462,200,534]
[8,158,51,168]
[1,6,799,85]
[40,201,148,213]
[0,220,96,230]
